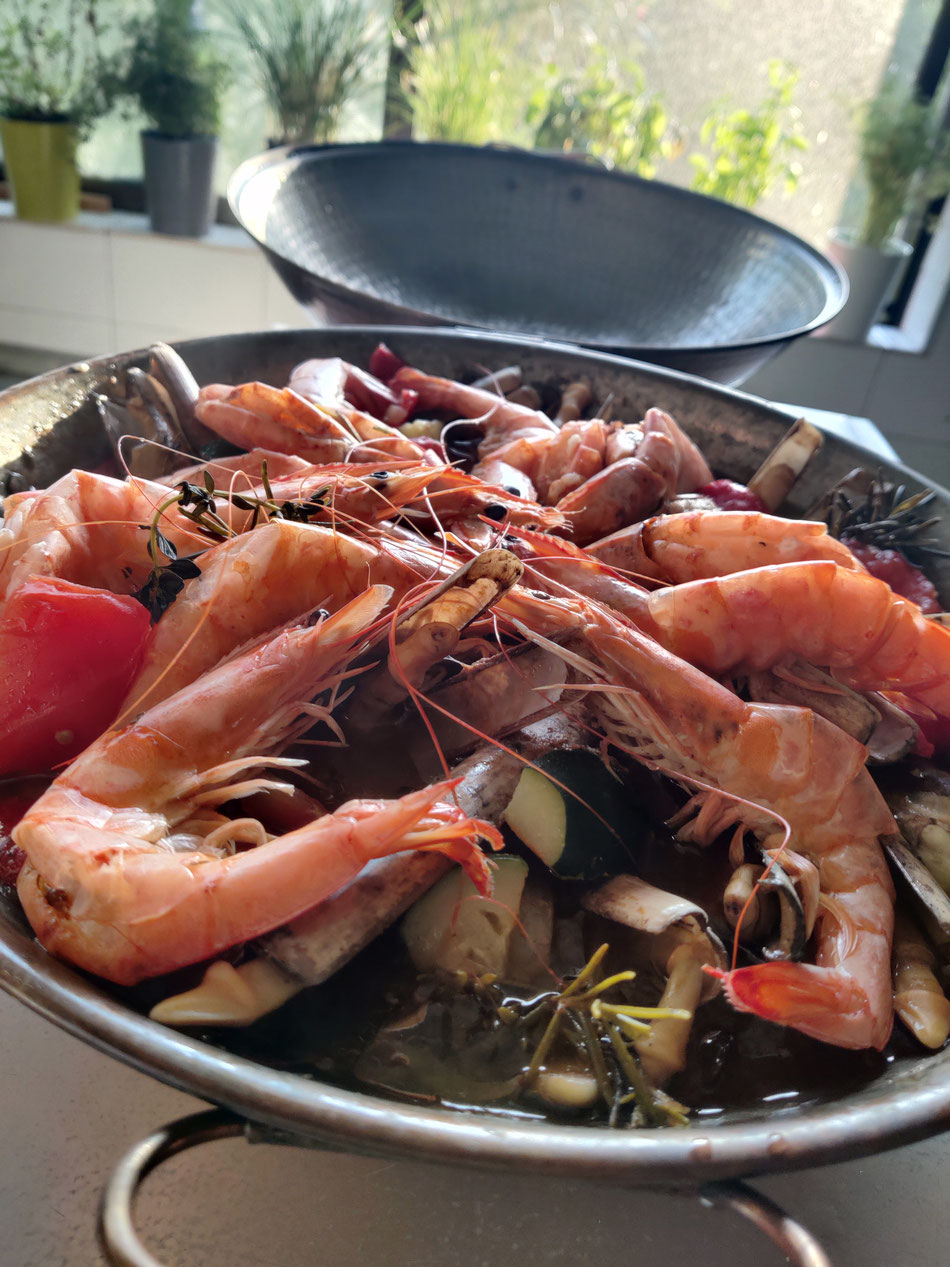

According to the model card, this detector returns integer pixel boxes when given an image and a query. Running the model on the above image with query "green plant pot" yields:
[0,117,80,223]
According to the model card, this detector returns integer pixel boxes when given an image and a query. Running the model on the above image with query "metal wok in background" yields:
[1,328,948,1265]
[227,143,847,386]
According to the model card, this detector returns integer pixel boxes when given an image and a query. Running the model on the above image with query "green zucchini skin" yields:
[504,748,643,880]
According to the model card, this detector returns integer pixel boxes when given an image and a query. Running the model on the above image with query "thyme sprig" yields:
[131,480,229,623]
[467,943,689,1128]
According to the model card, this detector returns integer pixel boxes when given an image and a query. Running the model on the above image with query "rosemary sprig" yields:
[515,943,689,1127]
[811,469,950,563]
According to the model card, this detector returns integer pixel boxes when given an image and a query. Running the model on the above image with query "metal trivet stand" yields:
[98,1108,832,1267]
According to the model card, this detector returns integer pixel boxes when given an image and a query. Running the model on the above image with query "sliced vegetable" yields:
[503,749,641,880]
[0,577,150,777]
[152,852,451,1028]
[402,855,528,976]
[503,872,555,987]
[745,416,823,512]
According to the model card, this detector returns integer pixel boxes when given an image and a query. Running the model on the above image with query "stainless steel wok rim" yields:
[3,323,949,1186]
[226,141,848,353]
[3,927,950,1186]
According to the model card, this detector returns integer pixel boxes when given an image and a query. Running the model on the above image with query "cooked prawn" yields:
[0,470,206,602]
[642,559,950,722]
[555,409,713,545]
[587,511,863,583]
[289,356,418,428]
[123,520,386,711]
[501,586,897,1049]
[14,585,500,985]
[390,364,558,460]
[194,382,355,463]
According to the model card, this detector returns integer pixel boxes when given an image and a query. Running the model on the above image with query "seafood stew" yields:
[3,328,950,1153]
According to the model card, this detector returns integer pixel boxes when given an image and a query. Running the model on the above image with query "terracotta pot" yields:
[0,116,80,223]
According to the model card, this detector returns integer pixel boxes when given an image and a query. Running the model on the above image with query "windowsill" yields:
[0,200,253,250]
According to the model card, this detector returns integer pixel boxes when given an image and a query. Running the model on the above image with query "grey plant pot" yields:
[141,131,217,237]
[823,230,913,342]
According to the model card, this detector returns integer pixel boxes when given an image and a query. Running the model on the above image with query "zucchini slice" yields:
[401,855,529,976]
[503,749,641,880]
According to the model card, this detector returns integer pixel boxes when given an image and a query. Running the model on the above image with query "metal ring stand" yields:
[98,1108,833,1267]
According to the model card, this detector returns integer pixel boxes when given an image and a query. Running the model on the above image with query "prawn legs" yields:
[504,588,897,1050]
[15,586,500,985]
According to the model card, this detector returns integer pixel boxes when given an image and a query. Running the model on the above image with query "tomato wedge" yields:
[0,577,150,777]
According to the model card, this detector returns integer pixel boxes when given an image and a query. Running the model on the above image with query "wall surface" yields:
[0,205,308,361]
[744,297,950,485]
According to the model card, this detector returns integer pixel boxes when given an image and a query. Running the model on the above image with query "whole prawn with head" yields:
[15,585,501,986]
[502,587,897,1052]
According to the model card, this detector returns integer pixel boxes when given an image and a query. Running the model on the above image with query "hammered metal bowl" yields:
[227,144,847,385]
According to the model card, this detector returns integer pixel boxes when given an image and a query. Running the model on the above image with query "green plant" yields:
[395,0,531,145]
[857,82,950,249]
[125,0,226,137]
[0,0,125,131]
[221,0,382,145]
[690,60,808,209]
[527,51,674,178]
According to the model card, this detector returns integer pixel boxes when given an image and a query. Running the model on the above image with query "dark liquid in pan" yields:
[0,775,928,1127]
[168,816,912,1127]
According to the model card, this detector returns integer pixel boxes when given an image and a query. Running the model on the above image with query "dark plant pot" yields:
[141,131,217,237]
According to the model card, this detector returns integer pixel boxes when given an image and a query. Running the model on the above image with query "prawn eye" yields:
[370,471,390,481]
[503,485,521,497]
[483,503,507,522]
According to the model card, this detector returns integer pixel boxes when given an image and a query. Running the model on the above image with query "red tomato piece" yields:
[843,539,942,615]
[368,342,406,383]
[0,577,150,777]
[695,479,770,513]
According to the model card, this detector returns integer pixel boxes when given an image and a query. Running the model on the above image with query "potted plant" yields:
[125,0,227,236]
[0,1,122,222]
[222,0,382,146]
[827,82,950,340]
[527,51,674,176]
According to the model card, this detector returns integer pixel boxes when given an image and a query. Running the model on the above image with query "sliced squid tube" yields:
[582,875,726,1084]
[746,416,823,512]
[892,908,950,1049]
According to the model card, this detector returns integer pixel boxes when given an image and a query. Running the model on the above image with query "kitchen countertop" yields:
[1,413,939,1267]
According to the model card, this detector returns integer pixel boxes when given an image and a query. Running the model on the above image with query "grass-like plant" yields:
[857,82,950,249]
[125,0,226,137]
[0,0,125,131]
[221,0,382,145]
[690,60,808,210]
[395,0,531,145]
[527,50,674,178]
